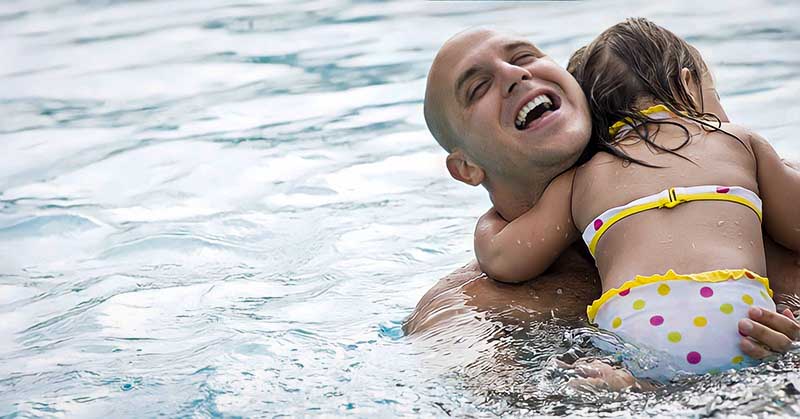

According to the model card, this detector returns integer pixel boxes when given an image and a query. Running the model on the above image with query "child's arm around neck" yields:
[474,169,581,283]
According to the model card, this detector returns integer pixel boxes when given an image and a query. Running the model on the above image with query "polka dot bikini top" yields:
[581,185,763,258]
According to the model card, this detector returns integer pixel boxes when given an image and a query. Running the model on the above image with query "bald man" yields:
[406,29,800,368]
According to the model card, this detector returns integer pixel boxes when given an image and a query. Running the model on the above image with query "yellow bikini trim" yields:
[588,191,763,256]
[588,199,667,256]
[608,104,672,137]
[586,269,772,322]
[677,193,762,221]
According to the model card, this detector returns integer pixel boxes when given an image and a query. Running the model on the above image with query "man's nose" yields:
[499,62,532,97]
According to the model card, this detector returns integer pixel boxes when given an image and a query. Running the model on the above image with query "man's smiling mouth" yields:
[515,94,561,130]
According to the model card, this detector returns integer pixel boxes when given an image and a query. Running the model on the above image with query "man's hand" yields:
[739,306,800,358]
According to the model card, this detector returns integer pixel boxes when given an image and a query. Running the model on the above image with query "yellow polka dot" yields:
[720,303,734,314]
[667,331,682,343]
[657,284,671,296]
[731,355,744,365]
[633,299,646,310]
[742,294,754,305]
[612,317,622,328]
[693,316,707,327]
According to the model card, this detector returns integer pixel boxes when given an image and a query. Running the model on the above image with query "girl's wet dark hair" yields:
[568,18,739,167]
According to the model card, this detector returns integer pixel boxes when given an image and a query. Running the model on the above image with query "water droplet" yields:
[717,221,725,227]
[516,239,521,245]
[738,245,743,250]
[556,225,561,231]
[556,288,563,295]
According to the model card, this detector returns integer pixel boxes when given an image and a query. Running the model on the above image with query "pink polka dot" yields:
[594,219,603,230]
[700,287,714,298]
[716,187,730,194]
[687,351,702,364]
[649,315,664,326]
[619,289,630,296]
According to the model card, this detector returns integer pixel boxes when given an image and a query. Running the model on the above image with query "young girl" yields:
[474,18,800,379]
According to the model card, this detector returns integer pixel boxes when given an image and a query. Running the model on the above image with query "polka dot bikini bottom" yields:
[587,269,774,379]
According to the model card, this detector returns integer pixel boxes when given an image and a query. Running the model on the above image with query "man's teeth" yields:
[516,94,553,128]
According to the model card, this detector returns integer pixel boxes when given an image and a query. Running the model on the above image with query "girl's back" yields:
[572,121,766,291]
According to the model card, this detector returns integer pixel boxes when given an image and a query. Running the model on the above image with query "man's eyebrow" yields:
[503,41,537,53]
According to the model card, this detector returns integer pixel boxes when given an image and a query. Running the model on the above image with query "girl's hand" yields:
[739,307,800,358]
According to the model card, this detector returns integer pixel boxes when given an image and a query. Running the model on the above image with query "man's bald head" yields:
[422,28,591,204]
[424,28,497,153]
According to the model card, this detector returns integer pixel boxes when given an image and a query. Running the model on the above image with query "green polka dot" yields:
[760,291,769,300]
[657,284,671,296]
[667,331,682,343]
[720,303,734,314]
[633,299,646,310]
[742,294,753,305]
[612,317,622,328]
[731,355,744,365]
[693,316,707,327]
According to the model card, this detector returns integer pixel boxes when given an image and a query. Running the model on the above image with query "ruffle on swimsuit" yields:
[587,268,773,323]
[588,269,774,378]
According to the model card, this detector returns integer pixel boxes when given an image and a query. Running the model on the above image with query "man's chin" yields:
[530,130,590,167]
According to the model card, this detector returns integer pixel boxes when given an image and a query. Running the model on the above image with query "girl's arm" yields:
[474,170,581,283]
[750,131,800,252]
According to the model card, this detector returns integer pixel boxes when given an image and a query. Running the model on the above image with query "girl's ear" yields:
[446,150,485,186]
[680,67,700,109]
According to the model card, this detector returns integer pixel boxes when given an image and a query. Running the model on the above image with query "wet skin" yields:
[404,236,800,336]
[407,28,800,362]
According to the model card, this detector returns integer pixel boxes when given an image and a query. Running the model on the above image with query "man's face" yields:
[427,30,591,182]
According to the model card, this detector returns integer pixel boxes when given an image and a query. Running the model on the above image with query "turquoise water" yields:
[2,0,799,416]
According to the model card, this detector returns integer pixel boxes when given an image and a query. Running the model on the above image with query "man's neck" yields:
[485,176,549,221]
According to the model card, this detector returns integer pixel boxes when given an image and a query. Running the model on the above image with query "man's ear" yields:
[446,150,485,186]
[680,67,699,109]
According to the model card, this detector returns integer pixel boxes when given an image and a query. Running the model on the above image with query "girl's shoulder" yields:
[717,121,758,140]
[570,151,621,194]
[716,122,760,156]
[576,150,620,172]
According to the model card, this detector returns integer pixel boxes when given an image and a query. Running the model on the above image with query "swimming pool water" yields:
[2,0,799,416]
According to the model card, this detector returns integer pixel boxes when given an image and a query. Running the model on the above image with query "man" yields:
[405,28,800,374]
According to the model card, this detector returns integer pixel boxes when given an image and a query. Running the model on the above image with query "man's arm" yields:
[403,243,601,336]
